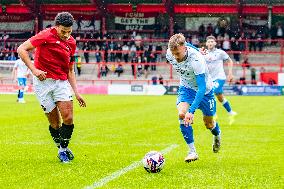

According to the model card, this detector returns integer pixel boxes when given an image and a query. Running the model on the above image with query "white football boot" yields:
[184,152,199,163]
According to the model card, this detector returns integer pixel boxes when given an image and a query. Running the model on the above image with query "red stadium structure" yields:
[0,0,284,94]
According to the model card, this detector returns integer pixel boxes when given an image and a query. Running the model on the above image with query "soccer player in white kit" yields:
[166,34,222,162]
[12,58,30,103]
[204,36,237,123]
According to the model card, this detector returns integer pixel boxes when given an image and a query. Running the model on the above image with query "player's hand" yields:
[184,112,194,126]
[228,73,234,83]
[33,69,47,81]
[199,47,207,55]
[75,94,86,107]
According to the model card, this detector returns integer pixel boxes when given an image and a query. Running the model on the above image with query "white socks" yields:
[188,142,196,153]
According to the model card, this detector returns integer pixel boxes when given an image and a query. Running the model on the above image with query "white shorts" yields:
[33,77,73,113]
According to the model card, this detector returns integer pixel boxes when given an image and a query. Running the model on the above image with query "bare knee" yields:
[48,116,61,128]
[203,116,214,129]
[46,109,61,129]
[62,113,73,125]
[177,102,189,120]
[204,121,214,129]
[57,101,73,125]
[216,94,224,103]
[50,122,61,129]
[178,112,186,120]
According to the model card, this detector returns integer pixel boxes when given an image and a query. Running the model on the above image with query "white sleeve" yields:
[13,60,19,68]
[220,49,229,61]
[191,54,206,75]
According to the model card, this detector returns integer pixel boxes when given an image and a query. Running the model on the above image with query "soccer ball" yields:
[142,151,165,173]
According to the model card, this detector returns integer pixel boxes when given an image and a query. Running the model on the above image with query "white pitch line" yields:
[84,144,179,189]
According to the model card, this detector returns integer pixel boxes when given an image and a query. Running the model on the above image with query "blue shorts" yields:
[18,78,27,87]
[213,79,225,94]
[177,86,216,116]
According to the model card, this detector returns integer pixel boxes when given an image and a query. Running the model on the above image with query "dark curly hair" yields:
[54,12,74,27]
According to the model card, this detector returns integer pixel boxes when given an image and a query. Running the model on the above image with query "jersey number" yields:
[208,99,215,110]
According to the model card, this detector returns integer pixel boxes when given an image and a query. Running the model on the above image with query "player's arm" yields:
[12,65,17,81]
[224,57,234,82]
[190,73,206,114]
[184,73,206,125]
[185,42,199,51]
[67,62,86,107]
[17,40,47,80]
[186,42,207,55]
[221,50,233,82]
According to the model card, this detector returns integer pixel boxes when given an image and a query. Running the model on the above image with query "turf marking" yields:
[84,144,179,189]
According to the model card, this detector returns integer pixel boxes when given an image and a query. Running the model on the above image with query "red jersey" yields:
[29,27,76,80]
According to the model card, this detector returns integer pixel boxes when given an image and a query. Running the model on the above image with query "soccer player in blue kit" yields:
[204,36,237,123]
[166,33,222,162]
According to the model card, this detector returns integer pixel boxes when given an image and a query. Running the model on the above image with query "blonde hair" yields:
[168,33,185,51]
[206,35,216,41]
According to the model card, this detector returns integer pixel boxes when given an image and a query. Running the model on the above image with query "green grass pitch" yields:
[0,95,283,189]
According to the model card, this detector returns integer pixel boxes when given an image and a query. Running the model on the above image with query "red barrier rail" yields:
[0,38,283,84]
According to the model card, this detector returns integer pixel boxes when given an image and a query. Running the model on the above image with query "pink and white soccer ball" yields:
[142,151,165,173]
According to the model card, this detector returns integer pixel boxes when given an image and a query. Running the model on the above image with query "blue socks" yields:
[222,99,232,113]
[179,119,194,144]
[19,89,24,99]
[210,122,221,136]
[179,119,196,153]
[179,119,221,153]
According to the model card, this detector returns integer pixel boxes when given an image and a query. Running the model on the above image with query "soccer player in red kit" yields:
[17,12,86,163]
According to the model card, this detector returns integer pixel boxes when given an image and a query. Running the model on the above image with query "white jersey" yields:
[14,59,29,78]
[203,48,229,81]
[166,46,213,94]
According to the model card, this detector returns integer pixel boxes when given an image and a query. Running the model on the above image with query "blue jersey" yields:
[166,46,213,94]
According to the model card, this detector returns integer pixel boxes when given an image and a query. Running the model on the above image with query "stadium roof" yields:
[1,0,284,5]
[1,0,91,4]
[0,0,283,16]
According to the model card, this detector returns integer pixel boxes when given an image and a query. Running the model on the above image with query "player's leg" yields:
[43,101,70,162]
[33,78,61,148]
[200,93,221,153]
[56,101,75,161]
[17,78,26,103]
[177,102,198,162]
[46,107,61,148]
[177,86,198,162]
[216,93,236,116]
[33,78,69,163]
[216,92,237,125]
[17,89,20,102]
[203,116,221,153]
[22,78,27,102]
[214,80,237,116]
[54,80,75,161]
[56,101,74,148]
[43,99,70,163]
